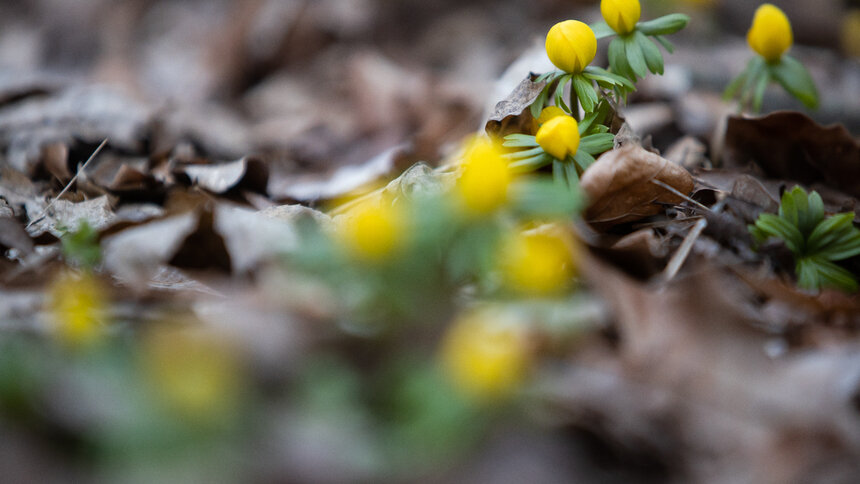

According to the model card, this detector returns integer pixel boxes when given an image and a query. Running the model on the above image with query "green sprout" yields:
[61,219,102,270]
[750,186,860,292]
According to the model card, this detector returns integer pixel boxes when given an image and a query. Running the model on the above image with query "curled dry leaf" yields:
[580,144,694,228]
[484,76,545,138]
[723,111,860,198]
[180,156,268,195]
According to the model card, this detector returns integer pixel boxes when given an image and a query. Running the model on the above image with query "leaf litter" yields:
[0,1,859,483]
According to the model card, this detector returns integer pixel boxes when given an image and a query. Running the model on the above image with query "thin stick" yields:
[661,217,708,283]
[650,178,710,212]
[26,138,108,229]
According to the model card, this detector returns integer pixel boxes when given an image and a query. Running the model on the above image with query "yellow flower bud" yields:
[537,106,567,125]
[456,137,511,215]
[501,228,577,295]
[337,199,406,262]
[535,115,580,160]
[601,0,641,35]
[441,309,530,402]
[747,4,793,63]
[545,20,597,74]
[47,270,107,349]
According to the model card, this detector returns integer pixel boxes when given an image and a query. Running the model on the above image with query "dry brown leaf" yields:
[580,144,694,228]
[723,111,860,198]
[484,75,545,138]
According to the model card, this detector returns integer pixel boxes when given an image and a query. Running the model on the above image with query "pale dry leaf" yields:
[181,156,268,195]
[580,144,695,227]
[102,212,198,287]
[27,195,115,238]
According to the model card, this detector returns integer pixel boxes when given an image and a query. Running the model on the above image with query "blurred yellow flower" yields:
[337,199,406,262]
[535,115,580,160]
[47,270,107,348]
[501,228,577,295]
[441,310,530,402]
[747,4,793,63]
[601,0,641,35]
[841,9,860,58]
[456,137,511,215]
[141,326,241,422]
[545,20,597,74]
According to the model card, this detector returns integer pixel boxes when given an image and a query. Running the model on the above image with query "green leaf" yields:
[579,133,615,156]
[503,146,544,159]
[511,177,584,217]
[807,213,855,253]
[589,21,615,39]
[796,257,821,291]
[573,75,598,113]
[608,37,633,80]
[817,229,860,261]
[509,154,552,173]
[810,257,859,292]
[552,160,566,187]
[778,187,801,227]
[583,66,636,90]
[572,150,596,173]
[724,71,748,101]
[653,35,674,54]
[636,13,690,36]
[530,83,551,119]
[635,32,664,75]
[755,213,804,253]
[503,134,538,148]
[564,160,580,188]
[808,191,825,227]
[535,70,563,84]
[623,35,648,79]
[553,75,572,113]
[769,55,819,109]
[752,70,769,113]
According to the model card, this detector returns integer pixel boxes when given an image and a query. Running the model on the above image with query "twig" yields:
[660,217,708,283]
[650,178,710,212]
[26,139,108,229]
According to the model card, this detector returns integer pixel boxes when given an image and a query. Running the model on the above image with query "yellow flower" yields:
[141,326,241,422]
[535,115,580,160]
[601,0,641,35]
[747,4,793,63]
[337,199,406,262]
[545,20,597,74]
[501,228,577,295]
[47,270,107,348]
[456,137,511,215]
[537,106,567,125]
[441,310,530,402]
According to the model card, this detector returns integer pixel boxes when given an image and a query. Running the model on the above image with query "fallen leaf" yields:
[484,75,545,138]
[179,156,268,195]
[722,111,860,198]
[102,212,199,287]
[26,195,115,238]
[580,144,695,228]
[213,203,301,274]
